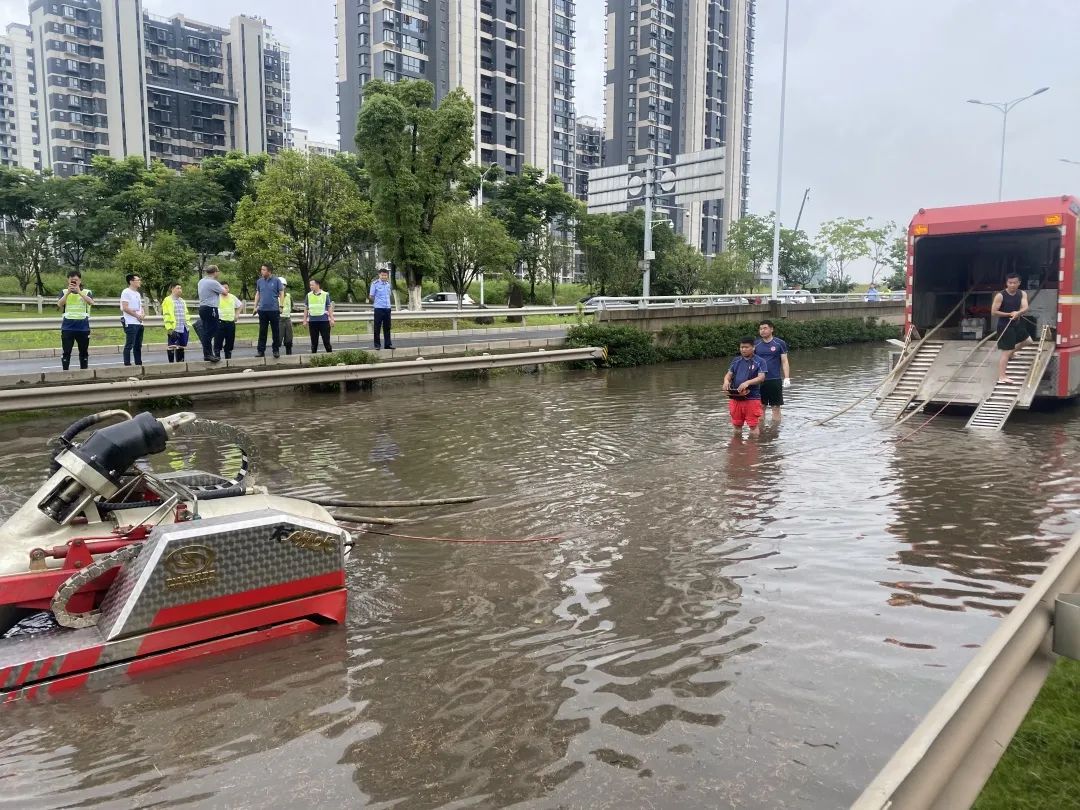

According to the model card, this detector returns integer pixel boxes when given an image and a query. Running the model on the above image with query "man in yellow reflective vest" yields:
[214,282,243,359]
[57,269,93,371]
[161,282,189,363]
[279,277,294,355]
[303,278,335,353]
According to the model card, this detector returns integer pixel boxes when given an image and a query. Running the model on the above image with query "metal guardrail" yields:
[591,293,906,306]
[0,306,590,333]
[0,347,605,412]
[853,528,1080,810]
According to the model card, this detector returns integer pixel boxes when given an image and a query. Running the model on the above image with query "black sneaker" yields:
[272,351,280,359]
[256,352,265,358]
[204,356,220,363]
[373,344,381,350]
[385,344,395,350]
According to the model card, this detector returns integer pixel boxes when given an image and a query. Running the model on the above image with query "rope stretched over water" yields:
[357,528,563,544]
[815,288,974,426]
[289,495,486,508]
[333,511,418,525]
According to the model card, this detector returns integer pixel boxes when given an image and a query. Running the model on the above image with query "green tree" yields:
[658,239,706,295]
[0,166,53,294]
[432,205,518,303]
[882,230,908,291]
[39,174,114,274]
[231,150,375,289]
[727,212,817,288]
[539,228,577,304]
[155,167,231,267]
[816,217,873,293]
[865,221,897,286]
[113,231,197,303]
[355,79,475,309]
[576,209,639,295]
[90,155,171,245]
[202,151,266,219]
[700,250,757,294]
[488,164,578,303]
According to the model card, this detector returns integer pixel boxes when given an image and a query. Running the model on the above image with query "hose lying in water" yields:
[355,528,563,544]
[332,511,420,526]
[290,495,486,508]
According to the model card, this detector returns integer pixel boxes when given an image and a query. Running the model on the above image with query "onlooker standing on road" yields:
[254,263,284,358]
[754,320,791,423]
[369,267,394,350]
[279,278,294,355]
[196,265,225,363]
[215,282,242,359]
[162,283,190,363]
[120,274,145,367]
[304,278,335,353]
[866,283,880,302]
[57,270,93,371]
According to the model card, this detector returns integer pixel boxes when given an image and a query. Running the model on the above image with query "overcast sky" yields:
[3,0,1077,257]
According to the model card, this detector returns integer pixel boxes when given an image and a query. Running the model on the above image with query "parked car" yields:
[421,292,477,307]
[777,289,815,304]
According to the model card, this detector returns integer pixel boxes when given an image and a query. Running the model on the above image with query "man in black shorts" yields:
[754,320,791,422]
[991,272,1037,384]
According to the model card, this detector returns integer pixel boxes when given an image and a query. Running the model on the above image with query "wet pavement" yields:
[0,343,1077,809]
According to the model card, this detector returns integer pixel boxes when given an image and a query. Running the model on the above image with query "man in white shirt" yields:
[120,273,145,366]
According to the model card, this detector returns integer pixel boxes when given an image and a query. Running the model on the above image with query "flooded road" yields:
[1,344,1077,809]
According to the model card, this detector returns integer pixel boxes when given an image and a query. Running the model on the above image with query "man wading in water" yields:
[991,272,1037,384]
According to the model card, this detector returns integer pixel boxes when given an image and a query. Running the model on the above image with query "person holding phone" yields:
[57,270,93,371]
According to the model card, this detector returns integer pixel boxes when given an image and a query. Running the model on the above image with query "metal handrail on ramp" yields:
[853,529,1080,809]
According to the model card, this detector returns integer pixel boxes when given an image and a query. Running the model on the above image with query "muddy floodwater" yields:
[0,344,1077,809]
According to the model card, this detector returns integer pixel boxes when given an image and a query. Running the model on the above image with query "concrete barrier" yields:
[0,346,601,413]
[598,300,905,332]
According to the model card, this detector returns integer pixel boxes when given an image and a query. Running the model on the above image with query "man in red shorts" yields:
[723,336,768,437]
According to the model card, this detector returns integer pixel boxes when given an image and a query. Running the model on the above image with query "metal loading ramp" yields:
[966,336,1055,431]
[874,341,944,420]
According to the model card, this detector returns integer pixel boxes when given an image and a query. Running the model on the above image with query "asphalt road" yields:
[0,327,570,376]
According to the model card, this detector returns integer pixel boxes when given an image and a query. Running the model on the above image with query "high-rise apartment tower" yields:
[602,0,754,252]
[336,0,576,188]
[27,0,290,176]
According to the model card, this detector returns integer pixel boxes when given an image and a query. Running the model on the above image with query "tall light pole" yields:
[769,0,791,300]
[967,86,1049,201]
[475,164,499,306]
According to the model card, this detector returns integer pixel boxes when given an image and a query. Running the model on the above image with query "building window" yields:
[358,12,367,24]
[358,32,368,45]
[359,53,368,66]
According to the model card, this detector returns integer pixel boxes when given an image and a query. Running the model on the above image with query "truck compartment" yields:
[912,228,1060,340]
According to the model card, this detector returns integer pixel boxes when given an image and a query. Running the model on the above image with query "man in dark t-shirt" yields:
[754,319,790,423]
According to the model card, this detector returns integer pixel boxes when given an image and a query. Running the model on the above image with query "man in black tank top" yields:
[990,272,1037,383]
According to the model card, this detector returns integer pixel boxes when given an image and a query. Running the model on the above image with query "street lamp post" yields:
[769,0,791,301]
[967,87,1050,201]
[475,164,499,306]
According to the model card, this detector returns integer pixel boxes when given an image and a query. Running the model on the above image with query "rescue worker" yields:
[162,282,190,363]
[196,265,226,363]
[214,282,243,360]
[304,277,335,353]
[57,269,93,371]
[254,263,284,358]
[279,277,294,356]
[992,272,1038,384]
[369,267,394,350]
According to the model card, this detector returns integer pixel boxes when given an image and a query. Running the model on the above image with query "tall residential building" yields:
[573,113,601,201]
[292,127,340,158]
[602,0,755,253]
[27,0,291,176]
[335,0,575,188]
[0,24,42,171]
